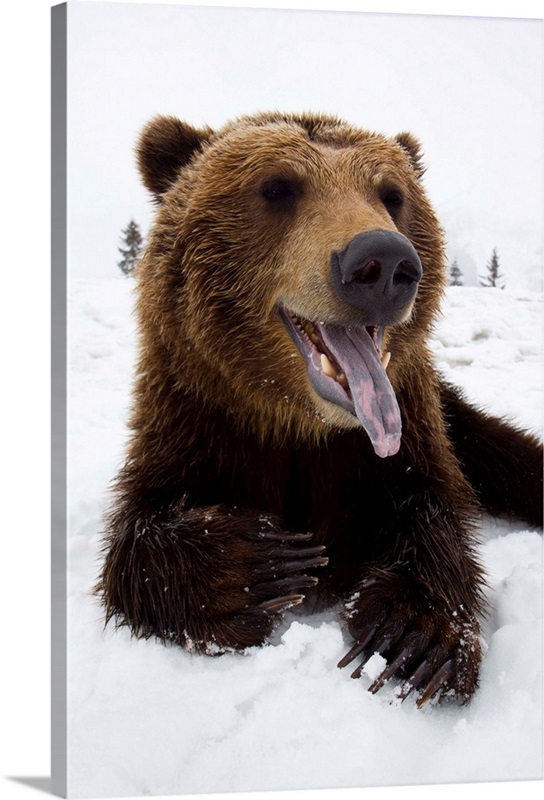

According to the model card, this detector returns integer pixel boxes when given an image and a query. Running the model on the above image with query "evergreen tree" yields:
[118,219,143,276]
[479,248,505,289]
[449,258,463,286]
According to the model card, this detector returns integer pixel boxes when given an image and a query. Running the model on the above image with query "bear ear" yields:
[394,132,426,178]
[136,115,213,199]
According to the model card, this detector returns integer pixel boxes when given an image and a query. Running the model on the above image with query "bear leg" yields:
[440,381,543,527]
[337,486,485,706]
[99,504,328,652]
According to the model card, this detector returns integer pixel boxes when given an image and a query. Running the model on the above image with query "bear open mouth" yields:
[279,307,401,458]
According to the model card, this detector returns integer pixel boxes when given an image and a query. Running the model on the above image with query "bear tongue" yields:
[319,325,402,458]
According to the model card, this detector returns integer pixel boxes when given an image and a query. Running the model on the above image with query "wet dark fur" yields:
[98,112,543,705]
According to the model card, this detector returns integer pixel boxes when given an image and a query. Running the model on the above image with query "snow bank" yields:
[66,278,542,798]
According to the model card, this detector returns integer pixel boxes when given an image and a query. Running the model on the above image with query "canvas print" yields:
[53,1,543,797]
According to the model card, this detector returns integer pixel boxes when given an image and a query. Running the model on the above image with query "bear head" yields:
[134,112,445,455]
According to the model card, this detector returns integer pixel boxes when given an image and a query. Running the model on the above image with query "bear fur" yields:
[99,111,543,706]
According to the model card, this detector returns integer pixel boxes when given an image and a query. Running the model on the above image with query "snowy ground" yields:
[66,277,542,799]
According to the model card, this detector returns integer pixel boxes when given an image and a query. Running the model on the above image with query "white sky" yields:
[65,1,543,286]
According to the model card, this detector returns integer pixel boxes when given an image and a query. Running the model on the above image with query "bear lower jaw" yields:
[314,395,365,431]
[278,306,402,458]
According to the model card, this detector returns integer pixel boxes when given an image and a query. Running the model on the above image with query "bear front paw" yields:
[100,507,328,654]
[338,571,483,706]
[209,526,329,650]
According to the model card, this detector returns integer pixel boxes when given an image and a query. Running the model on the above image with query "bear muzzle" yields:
[331,229,422,325]
[277,230,421,456]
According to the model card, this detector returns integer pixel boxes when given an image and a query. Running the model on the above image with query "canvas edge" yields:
[51,3,68,797]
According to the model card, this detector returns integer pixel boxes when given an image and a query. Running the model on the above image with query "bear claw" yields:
[337,625,376,669]
[258,594,306,614]
[368,646,412,694]
[282,556,329,573]
[258,531,315,542]
[414,659,455,708]
[278,545,327,559]
[339,622,479,706]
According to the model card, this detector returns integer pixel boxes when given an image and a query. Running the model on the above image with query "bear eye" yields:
[260,177,300,205]
[380,188,404,214]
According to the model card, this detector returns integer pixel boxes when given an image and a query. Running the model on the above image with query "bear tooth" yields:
[381,351,391,370]
[302,321,319,344]
[336,372,348,387]
[320,353,337,378]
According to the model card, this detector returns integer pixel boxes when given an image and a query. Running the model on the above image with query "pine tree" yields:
[118,219,143,276]
[479,248,505,289]
[449,258,463,286]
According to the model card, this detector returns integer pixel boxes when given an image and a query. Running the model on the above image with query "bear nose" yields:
[331,230,422,322]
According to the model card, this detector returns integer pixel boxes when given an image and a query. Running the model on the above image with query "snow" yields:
[66,276,543,798]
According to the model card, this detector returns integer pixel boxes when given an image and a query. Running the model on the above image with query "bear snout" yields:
[331,230,422,324]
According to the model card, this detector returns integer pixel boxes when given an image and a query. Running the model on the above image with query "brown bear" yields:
[99,111,543,707]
